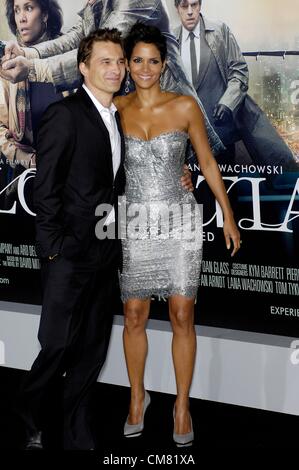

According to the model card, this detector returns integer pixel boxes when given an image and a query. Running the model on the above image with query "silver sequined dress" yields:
[119,131,203,302]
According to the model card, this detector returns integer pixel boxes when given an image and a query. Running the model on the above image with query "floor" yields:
[0,366,297,465]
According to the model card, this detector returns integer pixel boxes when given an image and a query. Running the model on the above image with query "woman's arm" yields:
[25,16,86,60]
[183,97,241,256]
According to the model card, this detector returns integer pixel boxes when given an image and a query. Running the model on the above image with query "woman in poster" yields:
[115,23,240,447]
[0,0,64,197]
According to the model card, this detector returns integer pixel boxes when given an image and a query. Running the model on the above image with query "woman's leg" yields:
[123,298,151,424]
[168,295,196,435]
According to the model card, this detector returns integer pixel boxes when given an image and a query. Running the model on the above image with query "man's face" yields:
[177,0,201,32]
[80,41,125,97]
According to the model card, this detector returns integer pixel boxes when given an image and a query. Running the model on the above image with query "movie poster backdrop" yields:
[0,0,298,337]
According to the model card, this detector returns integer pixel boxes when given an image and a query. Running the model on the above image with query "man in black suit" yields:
[20,28,126,451]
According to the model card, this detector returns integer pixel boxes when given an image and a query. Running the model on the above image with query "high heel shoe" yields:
[173,406,194,447]
[124,390,151,438]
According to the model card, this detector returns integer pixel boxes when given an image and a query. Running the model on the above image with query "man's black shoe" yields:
[25,431,43,450]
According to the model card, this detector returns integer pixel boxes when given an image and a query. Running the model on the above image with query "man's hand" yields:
[0,56,29,83]
[2,40,25,63]
[181,164,194,192]
[213,104,232,125]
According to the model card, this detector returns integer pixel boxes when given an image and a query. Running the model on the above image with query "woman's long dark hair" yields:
[6,0,63,39]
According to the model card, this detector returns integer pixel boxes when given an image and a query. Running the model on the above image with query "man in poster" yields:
[174,0,298,170]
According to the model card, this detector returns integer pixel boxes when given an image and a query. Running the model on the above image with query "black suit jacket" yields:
[34,86,126,264]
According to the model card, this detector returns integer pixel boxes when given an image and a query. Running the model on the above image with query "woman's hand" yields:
[223,215,241,257]
[180,164,194,192]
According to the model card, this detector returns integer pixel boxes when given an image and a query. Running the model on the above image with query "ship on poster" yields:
[0,1,298,337]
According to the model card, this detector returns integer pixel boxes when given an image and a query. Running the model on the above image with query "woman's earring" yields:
[160,70,164,89]
[125,71,130,94]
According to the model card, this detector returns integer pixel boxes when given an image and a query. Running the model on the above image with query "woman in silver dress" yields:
[115,23,240,447]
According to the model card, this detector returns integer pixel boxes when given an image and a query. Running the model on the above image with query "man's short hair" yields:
[174,0,202,7]
[77,28,123,68]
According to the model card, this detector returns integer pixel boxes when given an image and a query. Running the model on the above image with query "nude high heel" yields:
[173,406,194,447]
[124,390,151,438]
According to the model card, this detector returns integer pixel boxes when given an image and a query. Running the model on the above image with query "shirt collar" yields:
[82,83,117,115]
[182,20,200,42]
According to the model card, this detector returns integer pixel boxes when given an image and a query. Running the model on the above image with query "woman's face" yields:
[13,0,48,45]
[128,42,165,90]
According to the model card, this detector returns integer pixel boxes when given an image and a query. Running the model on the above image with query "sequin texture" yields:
[119,131,203,302]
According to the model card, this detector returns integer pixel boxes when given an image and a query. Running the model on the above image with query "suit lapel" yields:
[77,87,114,181]
[115,110,125,164]
[195,17,212,91]
[77,87,110,144]
[202,15,227,84]
[114,110,125,187]
[176,26,183,55]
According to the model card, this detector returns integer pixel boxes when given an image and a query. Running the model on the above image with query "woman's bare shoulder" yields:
[113,93,135,111]
[175,94,198,107]
[163,92,197,110]
[173,95,203,118]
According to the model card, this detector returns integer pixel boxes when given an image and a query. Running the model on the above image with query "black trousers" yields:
[20,241,119,449]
